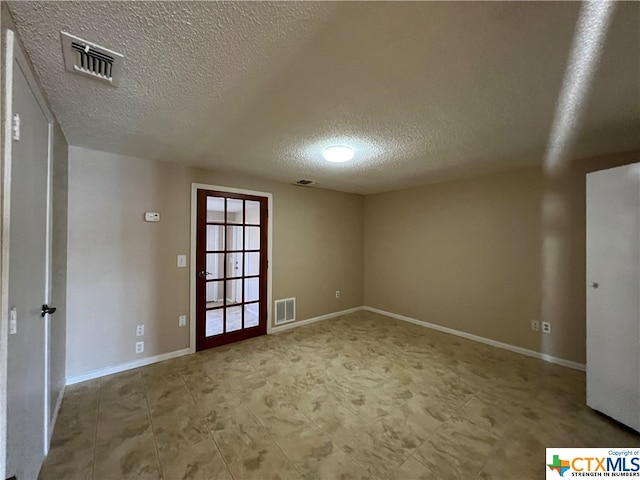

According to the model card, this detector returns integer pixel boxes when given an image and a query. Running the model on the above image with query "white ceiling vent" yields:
[61,31,123,86]
[275,298,295,325]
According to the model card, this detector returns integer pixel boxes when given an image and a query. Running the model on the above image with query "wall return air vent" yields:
[275,298,295,325]
[61,31,123,86]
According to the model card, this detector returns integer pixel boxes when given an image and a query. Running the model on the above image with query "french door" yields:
[196,189,268,350]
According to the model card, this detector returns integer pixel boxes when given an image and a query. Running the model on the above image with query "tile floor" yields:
[39,311,639,480]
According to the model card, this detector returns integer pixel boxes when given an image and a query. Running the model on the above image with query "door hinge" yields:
[12,114,20,141]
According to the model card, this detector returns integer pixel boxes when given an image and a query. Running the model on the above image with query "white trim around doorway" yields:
[189,183,274,354]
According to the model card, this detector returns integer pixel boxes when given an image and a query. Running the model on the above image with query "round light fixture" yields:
[323,145,354,163]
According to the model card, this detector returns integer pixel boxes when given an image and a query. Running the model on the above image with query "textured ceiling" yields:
[7,1,640,194]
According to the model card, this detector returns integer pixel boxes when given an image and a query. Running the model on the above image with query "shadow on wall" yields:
[537,1,635,362]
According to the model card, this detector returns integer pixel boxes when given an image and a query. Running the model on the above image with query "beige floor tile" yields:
[271,423,335,473]
[157,437,232,480]
[92,430,160,480]
[247,392,312,439]
[411,382,476,423]
[152,404,210,454]
[374,396,445,449]
[413,417,501,480]
[191,386,242,423]
[446,394,513,438]
[95,409,152,447]
[209,404,276,462]
[477,426,546,480]
[302,447,372,480]
[389,456,442,480]
[38,444,94,480]
[296,387,372,447]
[224,441,300,480]
[342,429,411,478]
[141,369,185,404]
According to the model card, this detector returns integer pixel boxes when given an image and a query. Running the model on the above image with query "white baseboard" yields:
[270,306,364,333]
[364,306,586,371]
[66,348,191,385]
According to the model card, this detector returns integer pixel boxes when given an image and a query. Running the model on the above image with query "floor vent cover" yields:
[61,31,123,86]
[275,298,295,325]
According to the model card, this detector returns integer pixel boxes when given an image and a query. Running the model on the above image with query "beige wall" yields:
[364,150,640,364]
[66,146,364,378]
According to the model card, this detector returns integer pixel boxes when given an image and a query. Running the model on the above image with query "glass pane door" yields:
[196,190,268,350]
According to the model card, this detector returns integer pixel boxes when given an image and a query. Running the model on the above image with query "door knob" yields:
[590,282,599,289]
[41,304,56,317]
[198,271,212,278]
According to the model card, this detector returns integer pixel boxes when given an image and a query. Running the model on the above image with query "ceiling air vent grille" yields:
[295,179,316,186]
[275,298,295,325]
[61,31,123,86]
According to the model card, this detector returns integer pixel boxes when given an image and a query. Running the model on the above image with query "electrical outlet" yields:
[136,324,144,336]
[336,290,341,299]
[135,341,144,354]
[144,212,160,222]
[531,319,539,332]
[179,315,187,327]
[542,322,551,334]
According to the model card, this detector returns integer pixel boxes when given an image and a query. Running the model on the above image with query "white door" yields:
[5,34,53,479]
[586,163,640,432]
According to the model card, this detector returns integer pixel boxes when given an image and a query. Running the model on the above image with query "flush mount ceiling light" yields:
[323,145,354,163]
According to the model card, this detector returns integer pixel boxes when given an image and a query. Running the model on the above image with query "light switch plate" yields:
[144,212,160,222]
[179,315,187,327]
[177,255,187,267]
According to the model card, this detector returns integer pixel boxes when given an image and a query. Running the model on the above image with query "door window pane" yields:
[206,280,224,307]
[227,226,243,251]
[206,225,224,251]
[245,226,260,250]
[244,277,259,303]
[244,252,260,276]
[206,309,223,336]
[226,279,242,305]
[207,197,225,222]
[244,303,259,328]
[226,306,242,332]
[227,252,243,278]
[206,254,225,279]
[245,201,261,225]
[227,199,243,224]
